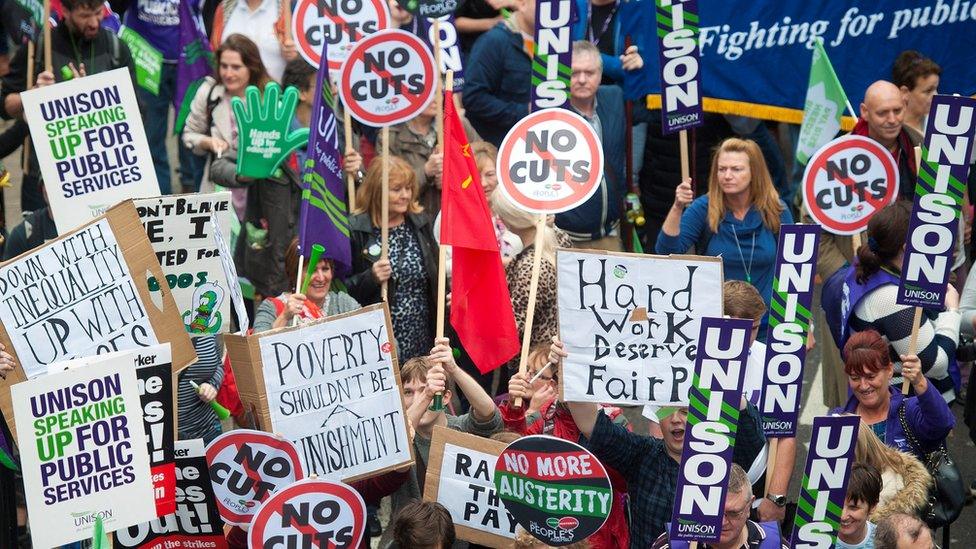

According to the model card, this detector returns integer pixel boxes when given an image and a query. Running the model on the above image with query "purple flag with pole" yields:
[300,49,351,276]
[174,0,214,135]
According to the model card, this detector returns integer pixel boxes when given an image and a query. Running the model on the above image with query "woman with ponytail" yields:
[821,201,961,401]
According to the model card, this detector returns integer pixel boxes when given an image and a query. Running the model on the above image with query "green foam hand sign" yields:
[232,83,310,179]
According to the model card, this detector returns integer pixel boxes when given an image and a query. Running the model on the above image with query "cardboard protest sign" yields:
[248,478,367,549]
[802,135,899,235]
[655,0,703,134]
[670,317,750,543]
[558,249,723,406]
[114,439,229,549]
[211,213,250,334]
[424,427,517,547]
[897,95,976,308]
[205,430,304,526]
[759,225,820,437]
[293,0,391,76]
[133,344,177,517]
[397,0,456,18]
[413,15,464,91]
[494,435,611,546]
[21,68,161,233]
[0,201,196,437]
[135,193,235,336]
[790,415,860,548]
[497,109,604,214]
[12,352,156,547]
[339,29,437,127]
[531,0,572,111]
[224,304,413,482]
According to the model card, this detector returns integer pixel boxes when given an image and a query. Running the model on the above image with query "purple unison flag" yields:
[670,317,751,543]
[898,95,976,308]
[654,0,703,134]
[790,415,860,548]
[759,224,820,438]
[299,54,351,276]
[174,0,215,134]
[531,0,572,111]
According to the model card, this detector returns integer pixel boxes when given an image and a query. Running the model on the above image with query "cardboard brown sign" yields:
[0,200,196,437]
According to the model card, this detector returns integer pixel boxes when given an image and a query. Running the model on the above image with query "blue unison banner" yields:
[620,0,976,122]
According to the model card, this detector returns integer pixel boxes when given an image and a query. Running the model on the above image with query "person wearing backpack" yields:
[1,0,136,213]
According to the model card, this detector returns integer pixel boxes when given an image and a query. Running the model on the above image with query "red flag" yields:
[441,91,519,373]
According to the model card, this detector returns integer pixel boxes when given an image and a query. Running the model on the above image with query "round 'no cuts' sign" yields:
[248,479,367,549]
[293,0,391,75]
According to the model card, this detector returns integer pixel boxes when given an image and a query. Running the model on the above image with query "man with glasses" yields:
[650,463,787,548]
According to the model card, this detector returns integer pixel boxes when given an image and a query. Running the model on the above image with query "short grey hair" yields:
[572,41,603,70]
[728,463,750,494]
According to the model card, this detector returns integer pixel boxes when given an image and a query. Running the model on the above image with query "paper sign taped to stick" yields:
[205,430,304,526]
[558,249,723,405]
[114,438,229,549]
[21,68,161,233]
[135,193,235,336]
[898,95,976,308]
[424,427,517,547]
[293,0,391,77]
[655,0,703,134]
[248,478,367,549]
[789,415,860,548]
[224,303,413,482]
[13,352,156,548]
[0,202,196,437]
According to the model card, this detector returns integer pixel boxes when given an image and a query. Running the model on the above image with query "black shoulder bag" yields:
[898,402,965,528]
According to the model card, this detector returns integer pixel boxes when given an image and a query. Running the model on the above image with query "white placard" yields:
[558,249,723,405]
[438,442,517,539]
[21,68,161,233]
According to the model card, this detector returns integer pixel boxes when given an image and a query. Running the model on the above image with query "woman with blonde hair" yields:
[853,418,932,522]
[347,155,439,361]
[656,137,793,339]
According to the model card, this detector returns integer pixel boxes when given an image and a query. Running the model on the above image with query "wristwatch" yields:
[766,494,787,507]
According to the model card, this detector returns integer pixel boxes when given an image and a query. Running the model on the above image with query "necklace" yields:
[730,224,755,284]
[587,1,618,46]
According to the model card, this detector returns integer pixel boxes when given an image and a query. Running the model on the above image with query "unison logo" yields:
[72,509,113,527]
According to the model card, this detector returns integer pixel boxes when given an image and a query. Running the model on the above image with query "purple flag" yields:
[300,54,351,276]
[174,0,214,134]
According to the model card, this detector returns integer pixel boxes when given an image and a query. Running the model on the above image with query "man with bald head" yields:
[854,80,922,199]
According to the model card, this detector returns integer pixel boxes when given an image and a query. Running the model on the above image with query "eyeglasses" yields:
[723,503,751,521]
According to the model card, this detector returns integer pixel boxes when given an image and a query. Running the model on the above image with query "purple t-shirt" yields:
[123,0,182,60]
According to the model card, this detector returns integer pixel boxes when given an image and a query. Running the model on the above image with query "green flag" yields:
[796,39,850,165]
[91,516,110,549]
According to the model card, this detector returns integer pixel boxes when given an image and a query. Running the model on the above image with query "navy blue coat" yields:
[462,23,531,147]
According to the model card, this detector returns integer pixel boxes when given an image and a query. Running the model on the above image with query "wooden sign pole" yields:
[514,214,547,407]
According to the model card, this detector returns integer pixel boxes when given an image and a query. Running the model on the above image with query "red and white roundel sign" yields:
[205,430,305,526]
[497,109,604,214]
[248,479,367,549]
[802,135,899,235]
[293,0,391,74]
[339,29,436,127]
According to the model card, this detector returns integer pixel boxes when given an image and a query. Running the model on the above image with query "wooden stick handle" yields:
[679,129,690,192]
[42,0,51,73]
[903,306,923,394]
[381,127,390,302]
[344,110,356,212]
[514,214,547,407]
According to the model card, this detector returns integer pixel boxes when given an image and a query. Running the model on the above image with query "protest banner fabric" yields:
[626,2,976,125]
[558,249,723,406]
[412,15,465,91]
[897,95,976,308]
[0,202,197,437]
[790,415,860,548]
[759,225,820,437]
[494,435,612,546]
[132,345,177,517]
[248,478,367,549]
[174,0,214,135]
[795,39,851,165]
[135,193,235,336]
[224,304,414,482]
[115,438,228,549]
[669,317,751,543]
[205,430,304,526]
[424,427,517,547]
[654,0,703,134]
[21,68,161,233]
[13,353,156,548]
[531,0,572,111]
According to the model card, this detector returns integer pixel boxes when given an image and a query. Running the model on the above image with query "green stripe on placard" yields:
[495,472,612,518]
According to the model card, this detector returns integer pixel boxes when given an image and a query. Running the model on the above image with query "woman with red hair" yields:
[830,329,954,460]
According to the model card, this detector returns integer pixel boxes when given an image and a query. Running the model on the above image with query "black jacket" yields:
[346,212,439,330]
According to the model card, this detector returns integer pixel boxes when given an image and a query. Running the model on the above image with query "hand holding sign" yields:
[232,84,310,179]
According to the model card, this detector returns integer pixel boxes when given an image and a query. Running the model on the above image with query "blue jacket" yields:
[555,86,626,239]
[831,385,955,460]
[570,0,627,83]
[462,23,531,147]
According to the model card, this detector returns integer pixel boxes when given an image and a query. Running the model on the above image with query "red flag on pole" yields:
[441,91,519,373]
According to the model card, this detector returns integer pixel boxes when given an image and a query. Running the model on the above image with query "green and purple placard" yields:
[669,316,750,543]
[790,415,860,548]
[494,435,612,546]
[655,0,703,134]
[897,95,976,309]
[531,0,573,111]
[759,224,820,437]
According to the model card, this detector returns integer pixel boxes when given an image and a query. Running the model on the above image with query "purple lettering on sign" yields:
[898,95,976,308]
[669,316,750,543]
[655,0,703,135]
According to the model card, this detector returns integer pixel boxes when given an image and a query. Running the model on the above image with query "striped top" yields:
[177,335,225,441]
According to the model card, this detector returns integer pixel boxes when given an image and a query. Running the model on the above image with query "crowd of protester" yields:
[0,0,969,548]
